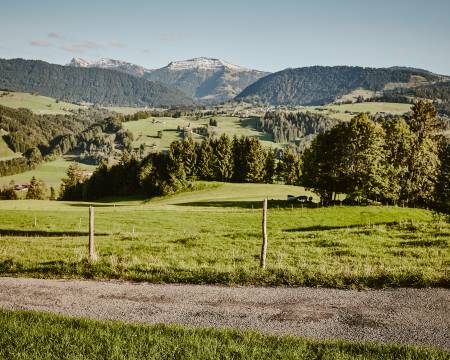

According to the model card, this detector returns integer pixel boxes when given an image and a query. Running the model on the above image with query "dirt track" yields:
[0,277,449,350]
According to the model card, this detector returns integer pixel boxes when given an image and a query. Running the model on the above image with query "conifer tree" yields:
[196,137,214,180]
[212,134,234,181]
[26,176,48,200]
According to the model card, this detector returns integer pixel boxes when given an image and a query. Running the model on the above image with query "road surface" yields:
[0,277,448,349]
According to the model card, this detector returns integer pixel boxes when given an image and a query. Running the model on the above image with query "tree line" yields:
[59,134,302,201]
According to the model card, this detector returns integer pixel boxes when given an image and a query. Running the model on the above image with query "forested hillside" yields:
[236,66,443,105]
[379,81,450,116]
[0,105,101,153]
[0,58,193,107]
[0,105,132,176]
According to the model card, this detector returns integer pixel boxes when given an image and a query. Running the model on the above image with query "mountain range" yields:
[1,56,449,109]
[68,57,268,104]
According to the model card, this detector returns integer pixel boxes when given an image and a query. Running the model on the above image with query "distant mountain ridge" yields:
[68,56,269,104]
[0,58,193,107]
[145,57,269,104]
[68,57,153,78]
[236,65,446,106]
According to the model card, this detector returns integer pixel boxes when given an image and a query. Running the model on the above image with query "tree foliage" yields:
[60,135,297,201]
[26,176,48,200]
[302,103,444,206]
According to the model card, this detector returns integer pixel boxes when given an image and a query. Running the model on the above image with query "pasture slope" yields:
[0,91,84,114]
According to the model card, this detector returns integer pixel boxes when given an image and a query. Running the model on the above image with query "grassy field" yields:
[0,182,448,288]
[0,310,447,360]
[124,116,275,151]
[0,136,19,161]
[0,157,95,189]
[0,91,84,114]
[302,102,412,121]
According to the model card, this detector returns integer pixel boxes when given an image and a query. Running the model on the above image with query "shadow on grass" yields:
[400,239,448,247]
[175,200,317,209]
[66,203,118,208]
[62,195,148,207]
[0,229,108,237]
[284,222,399,233]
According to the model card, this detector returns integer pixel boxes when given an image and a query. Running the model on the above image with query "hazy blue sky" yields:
[1,0,449,74]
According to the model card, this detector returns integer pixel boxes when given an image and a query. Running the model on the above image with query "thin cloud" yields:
[76,41,104,50]
[160,33,191,42]
[30,40,51,47]
[61,45,78,53]
[61,41,104,54]
[110,40,125,48]
[48,32,64,39]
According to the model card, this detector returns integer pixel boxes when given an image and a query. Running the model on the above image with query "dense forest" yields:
[259,111,340,145]
[236,66,443,105]
[0,58,193,106]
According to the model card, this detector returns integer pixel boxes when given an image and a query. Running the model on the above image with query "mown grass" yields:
[0,91,83,114]
[0,183,448,288]
[0,309,447,359]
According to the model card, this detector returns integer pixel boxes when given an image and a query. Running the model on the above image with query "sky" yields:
[1,0,450,74]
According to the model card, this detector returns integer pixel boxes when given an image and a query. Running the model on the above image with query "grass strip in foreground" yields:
[0,309,448,359]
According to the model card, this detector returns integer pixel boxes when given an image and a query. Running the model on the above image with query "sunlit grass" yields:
[1,309,447,360]
[0,182,448,288]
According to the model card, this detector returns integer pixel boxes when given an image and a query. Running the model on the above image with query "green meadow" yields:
[0,182,448,288]
[123,115,275,151]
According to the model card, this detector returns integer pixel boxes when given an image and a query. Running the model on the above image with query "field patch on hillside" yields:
[302,102,412,121]
[0,91,84,114]
[0,157,95,189]
[0,135,19,160]
[124,116,274,152]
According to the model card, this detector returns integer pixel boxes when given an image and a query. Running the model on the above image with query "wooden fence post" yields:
[89,206,96,261]
[260,198,268,269]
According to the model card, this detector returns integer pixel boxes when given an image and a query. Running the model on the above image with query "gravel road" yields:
[0,277,449,350]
